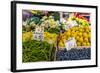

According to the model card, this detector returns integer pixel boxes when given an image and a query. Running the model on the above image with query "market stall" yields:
[22,10,91,62]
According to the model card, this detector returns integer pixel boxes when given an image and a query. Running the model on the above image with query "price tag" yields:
[33,26,44,41]
[65,38,77,50]
[33,32,44,41]
[66,20,78,30]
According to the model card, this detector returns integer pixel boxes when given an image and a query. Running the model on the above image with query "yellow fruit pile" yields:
[22,31,33,42]
[22,31,57,45]
[58,26,91,48]
[44,32,57,45]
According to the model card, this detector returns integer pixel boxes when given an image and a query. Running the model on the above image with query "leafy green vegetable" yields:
[28,16,40,25]
[44,28,60,34]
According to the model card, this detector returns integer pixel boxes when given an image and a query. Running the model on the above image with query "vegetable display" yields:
[22,10,91,62]
[44,32,57,45]
[23,40,56,62]
[22,31,33,42]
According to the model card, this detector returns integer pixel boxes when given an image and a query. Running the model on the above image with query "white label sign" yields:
[65,20,78,30]
[33,32,43,41]
[65,38,77,50]
[33,26,44,41]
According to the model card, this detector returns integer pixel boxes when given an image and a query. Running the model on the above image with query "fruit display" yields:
[22,10,91,62]
[66,13,90,27]
[56,48,91,60]
[72,17,90,26]
[58,26,91,48]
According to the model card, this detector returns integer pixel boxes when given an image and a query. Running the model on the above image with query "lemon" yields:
[71,30,75,33]
[66,32,71,36]
[82,42,87,46]
[75,31,79,35]
[75,36,80,42]
[88,33,91,38]
[83,32,88,38]
[79,37,83,42]
[86,29,90,33]
[77,42,81,46]
[58,41,65,47]
[72,33,76,37]
[78,32,82,36]
[86,42,90,46]
[84,38,88,42]
[85,26,90,30]
[79,28,83,32]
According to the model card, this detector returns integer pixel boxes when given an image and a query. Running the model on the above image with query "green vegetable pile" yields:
[22,40,56,62]
[44,28,60,34]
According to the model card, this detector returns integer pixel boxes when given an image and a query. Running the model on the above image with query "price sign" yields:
[33,32,43,41]
[65,20,78,30]
[33,26,44,41]
[65,38,77,50]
